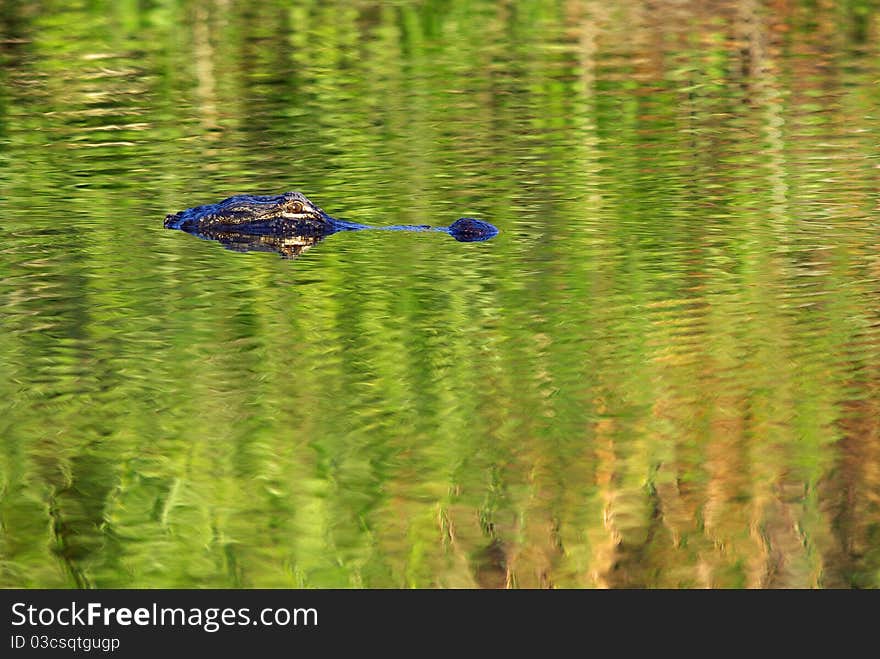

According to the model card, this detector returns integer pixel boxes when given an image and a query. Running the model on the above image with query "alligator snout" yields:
[163,213,190,230]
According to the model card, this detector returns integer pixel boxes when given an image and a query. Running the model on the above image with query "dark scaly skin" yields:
[164,191,498,257]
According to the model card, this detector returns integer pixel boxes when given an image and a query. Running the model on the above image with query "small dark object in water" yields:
[164,191,498,258]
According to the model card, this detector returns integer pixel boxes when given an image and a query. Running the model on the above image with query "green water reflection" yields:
[1,0,879,588]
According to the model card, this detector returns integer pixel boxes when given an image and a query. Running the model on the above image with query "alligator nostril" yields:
[164,213,196,231]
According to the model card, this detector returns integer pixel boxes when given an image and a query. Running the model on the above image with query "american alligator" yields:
[164,192,498,258]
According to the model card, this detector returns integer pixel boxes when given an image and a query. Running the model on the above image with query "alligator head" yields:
[163,191,332,235]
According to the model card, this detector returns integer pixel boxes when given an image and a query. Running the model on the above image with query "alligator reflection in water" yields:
[164,192,499,258]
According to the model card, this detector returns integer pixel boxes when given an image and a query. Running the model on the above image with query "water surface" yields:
[1,0,879,588]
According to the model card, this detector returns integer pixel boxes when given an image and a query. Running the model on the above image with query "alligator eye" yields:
[290,201,304,213]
